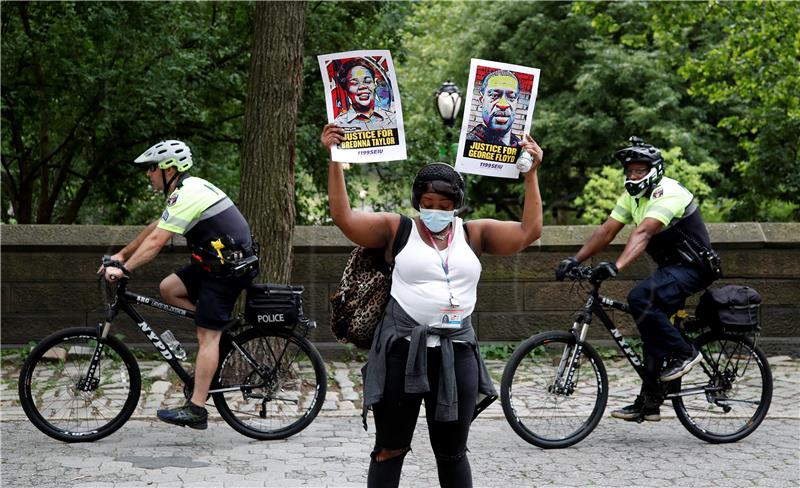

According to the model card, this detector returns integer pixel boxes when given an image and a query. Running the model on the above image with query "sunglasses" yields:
[146,164,159,173]
[624,167,651,178]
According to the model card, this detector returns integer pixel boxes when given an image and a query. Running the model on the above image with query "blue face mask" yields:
[420,208,455,233]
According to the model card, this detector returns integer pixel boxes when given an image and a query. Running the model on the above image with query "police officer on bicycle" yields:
[101,140,257,429]
[555,137,720,422]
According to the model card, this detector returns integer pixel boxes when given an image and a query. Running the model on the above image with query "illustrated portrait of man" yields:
[466,69,523,147]
[333,58,396,131]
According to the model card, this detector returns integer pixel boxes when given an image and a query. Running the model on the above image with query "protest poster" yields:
[318,50,407,163]
[455,59,540,178]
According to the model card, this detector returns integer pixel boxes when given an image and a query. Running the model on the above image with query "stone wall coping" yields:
[2,222,799,250]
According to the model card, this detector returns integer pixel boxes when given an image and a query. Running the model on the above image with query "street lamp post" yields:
[434,81,462,127]
[434,81,463,159]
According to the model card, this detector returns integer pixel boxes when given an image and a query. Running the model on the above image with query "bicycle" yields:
[18,258,327,443]
[500,265,772,449]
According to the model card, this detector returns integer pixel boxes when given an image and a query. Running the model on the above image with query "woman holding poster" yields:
[321,123,544,488]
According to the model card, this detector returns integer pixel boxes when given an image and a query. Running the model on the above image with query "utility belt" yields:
[649,240,721,280]
[676,239,722,280]
[190,237,259,278]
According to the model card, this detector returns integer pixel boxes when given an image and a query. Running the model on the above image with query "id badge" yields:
[432,307,464,329]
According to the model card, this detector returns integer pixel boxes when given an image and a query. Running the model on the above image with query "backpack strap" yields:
[391,215,413,259]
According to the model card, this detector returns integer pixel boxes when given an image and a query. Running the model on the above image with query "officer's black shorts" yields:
[175,264,254,330]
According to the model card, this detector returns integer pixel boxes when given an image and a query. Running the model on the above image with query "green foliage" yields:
[595,346,621,361]
[479,342,516,361]
[2,2,252,224]
[1,341,38,363]
[650,1,800,221]
[341,344,369,363]
[573,166,624,225]
[3,0,797,225]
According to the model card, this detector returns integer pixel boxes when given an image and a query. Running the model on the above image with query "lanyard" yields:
[423,225,460,307]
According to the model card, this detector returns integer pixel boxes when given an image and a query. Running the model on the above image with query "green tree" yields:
[398,1,727,223]
[4,0,796,227]
[1,2,252,224]
[651,1,800,220]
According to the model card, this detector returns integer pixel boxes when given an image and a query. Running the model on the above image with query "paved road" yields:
[2,417,799,487]
[2,357,799,487]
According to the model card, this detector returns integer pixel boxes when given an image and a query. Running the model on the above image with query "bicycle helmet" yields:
[134,140,193,198]
[134,140,193,172]
[614,136,664,198]
[411,162,465,210]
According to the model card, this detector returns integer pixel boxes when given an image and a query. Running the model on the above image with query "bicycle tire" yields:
[18,327,141,443]
[501,331,608,449]
[212,326,327,440]
[672,331,772,443]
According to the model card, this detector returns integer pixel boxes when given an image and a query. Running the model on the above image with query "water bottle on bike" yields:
[159,330,187,361]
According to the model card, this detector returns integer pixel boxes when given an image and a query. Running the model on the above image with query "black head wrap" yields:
[411,163,465,210]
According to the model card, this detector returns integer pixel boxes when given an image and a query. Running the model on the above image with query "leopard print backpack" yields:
[330,216,412,349]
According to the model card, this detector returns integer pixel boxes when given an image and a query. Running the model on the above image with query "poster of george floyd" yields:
[455,59,540,179]
[318,49,407,163]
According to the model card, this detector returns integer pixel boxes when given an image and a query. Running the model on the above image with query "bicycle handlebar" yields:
[100,255,130,279]
[565,264,617,287]
[565,265,594,281]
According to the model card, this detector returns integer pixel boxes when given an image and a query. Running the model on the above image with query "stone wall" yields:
[2,223,798,355]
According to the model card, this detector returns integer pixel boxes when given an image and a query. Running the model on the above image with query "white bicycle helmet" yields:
[134,140,193,172]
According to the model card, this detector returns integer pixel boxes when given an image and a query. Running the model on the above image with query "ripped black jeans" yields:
[368,339,478,488]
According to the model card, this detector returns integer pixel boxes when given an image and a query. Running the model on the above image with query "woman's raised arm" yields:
[321,123,397,249]
[468,134,544,256]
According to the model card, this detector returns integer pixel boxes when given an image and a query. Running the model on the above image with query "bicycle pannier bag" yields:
[245,283,304,326]
[696,285,762,333]
[330,216,412,349]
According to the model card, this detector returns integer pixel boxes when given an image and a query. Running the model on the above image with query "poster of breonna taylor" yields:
[455,59,540,178]
[318,49,407,163]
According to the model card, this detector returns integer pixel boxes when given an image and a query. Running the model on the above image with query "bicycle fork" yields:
[74,322,117,393]
[551,320,591,395]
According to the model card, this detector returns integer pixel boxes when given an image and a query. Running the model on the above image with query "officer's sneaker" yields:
[157,401,208,430]
[610,395,661,422]
[660,348,702,382]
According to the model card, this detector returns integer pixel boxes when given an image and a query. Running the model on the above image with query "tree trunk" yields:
[239,2,306,284]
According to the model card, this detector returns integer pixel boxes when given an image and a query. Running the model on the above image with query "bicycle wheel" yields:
[212,326,327,440]
[501,331,608,449]
[18,327,141,442]
[672,331,772,443]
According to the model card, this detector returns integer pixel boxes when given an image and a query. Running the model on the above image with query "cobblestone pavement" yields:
[2,356,798,487]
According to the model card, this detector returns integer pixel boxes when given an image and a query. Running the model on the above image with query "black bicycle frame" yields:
[102,284,198,386]
[571,288,647,382]
[93,278,293,398]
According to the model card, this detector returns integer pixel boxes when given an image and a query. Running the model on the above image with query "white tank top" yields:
[391,217,482,335]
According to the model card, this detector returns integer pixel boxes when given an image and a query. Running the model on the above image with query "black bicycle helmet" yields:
[411,162,465,210]
[613,136,664,197]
